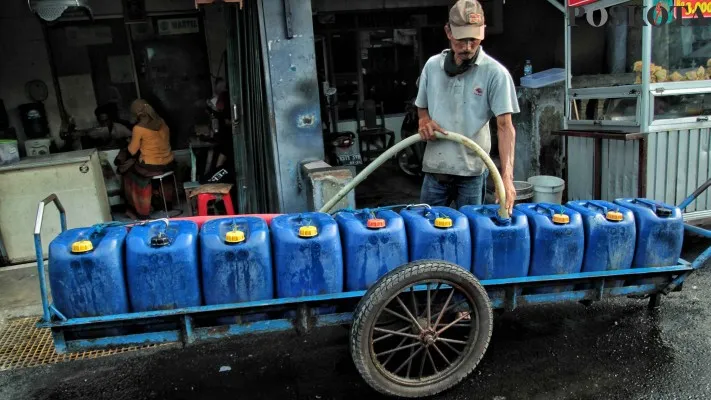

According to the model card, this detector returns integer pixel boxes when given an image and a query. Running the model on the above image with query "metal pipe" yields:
[564,3,571,130]
[641,0,652,132]
[679,177,711,210]
[684,223,711,239]
[691,245,711,270]
[319,132,509,219]
[124,22,142,99]
[546,0,565,13]
[34,194,67,323]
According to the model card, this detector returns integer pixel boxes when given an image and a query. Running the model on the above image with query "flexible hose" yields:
[319,131,509,219]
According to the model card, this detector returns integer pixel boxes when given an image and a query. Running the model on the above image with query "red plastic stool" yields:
[197,193,235,216]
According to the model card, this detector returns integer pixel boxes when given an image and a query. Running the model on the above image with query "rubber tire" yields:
[350,261,493,398]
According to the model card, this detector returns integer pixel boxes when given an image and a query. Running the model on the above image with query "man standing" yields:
[416,0,518,214]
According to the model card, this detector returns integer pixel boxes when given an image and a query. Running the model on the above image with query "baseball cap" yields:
[449,0,486,40]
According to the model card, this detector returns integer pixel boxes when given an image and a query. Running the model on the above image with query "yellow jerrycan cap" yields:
[606,210,624,222]
[225,230,245,243]
[552,213,570,224]
[299,225,318,238]
[366,218,386,229]
[71,240,93,253]
[434,217,453,229]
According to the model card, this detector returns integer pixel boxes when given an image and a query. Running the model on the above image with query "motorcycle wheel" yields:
[397,147,423,179]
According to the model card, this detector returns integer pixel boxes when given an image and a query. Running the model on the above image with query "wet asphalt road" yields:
[1,237,710,400]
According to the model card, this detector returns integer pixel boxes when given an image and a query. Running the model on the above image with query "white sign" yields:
[65,26,113,46]
[157,18,200,36]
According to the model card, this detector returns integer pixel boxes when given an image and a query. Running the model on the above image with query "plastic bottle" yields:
[524,60,533,76]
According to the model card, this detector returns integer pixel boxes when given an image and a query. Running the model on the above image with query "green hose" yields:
[318,131,509,219]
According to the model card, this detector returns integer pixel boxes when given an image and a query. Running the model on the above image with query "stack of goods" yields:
[634,60,711,83]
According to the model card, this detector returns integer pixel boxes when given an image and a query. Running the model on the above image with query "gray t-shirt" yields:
[415,47,520,177]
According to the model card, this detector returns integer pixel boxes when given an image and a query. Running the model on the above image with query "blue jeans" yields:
[420,170,489,209]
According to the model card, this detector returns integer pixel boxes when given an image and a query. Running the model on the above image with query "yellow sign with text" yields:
[675,0,711,19]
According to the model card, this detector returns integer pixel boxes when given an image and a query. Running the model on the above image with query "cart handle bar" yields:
[679,177,711,211]
[34,194,67,322]
[319,131,509,219]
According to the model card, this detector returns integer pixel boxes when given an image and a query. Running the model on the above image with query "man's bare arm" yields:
[496,113,516,214]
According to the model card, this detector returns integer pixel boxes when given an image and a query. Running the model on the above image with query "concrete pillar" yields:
[259,0,325,213]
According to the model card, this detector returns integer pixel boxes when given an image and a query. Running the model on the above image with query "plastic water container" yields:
[126,220,201,311]
[566,200,636,286]
[516,203,584,293]
[335,210,408,291]
[460,205,531,280]
[400,206,471,269]
[200,217,273,306]
[271,212,344,298]
[48,226,130,318]
[520,68,565,88]
[613,198,684,268]
[527,176,565,204]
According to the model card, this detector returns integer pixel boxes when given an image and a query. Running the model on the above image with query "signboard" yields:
[337,153,363,166]
[568,0,599,6]
[157,18,200,36]
[65,26,113,46]
[675,0,711,19]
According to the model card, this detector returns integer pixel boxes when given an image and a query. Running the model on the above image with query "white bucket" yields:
[527,175,565,204]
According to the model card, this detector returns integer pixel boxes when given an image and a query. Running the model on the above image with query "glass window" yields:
[570,96,638,122]
[570,0,640,88]
[653,92,711,121]
[651,23,711,83]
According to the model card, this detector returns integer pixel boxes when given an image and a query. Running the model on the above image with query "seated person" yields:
[84,103,132,149]
[116,99,176,220]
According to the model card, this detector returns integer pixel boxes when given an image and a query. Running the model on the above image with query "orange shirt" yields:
[127,124,174,166]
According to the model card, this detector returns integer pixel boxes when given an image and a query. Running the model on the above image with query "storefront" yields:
[556,0,711,221]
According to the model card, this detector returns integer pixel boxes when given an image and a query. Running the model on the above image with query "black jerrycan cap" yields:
[150,232,170,247]
[656,207,672,218]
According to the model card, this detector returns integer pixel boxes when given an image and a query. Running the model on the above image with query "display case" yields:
[565,0,711,132]
[561,0,711,219]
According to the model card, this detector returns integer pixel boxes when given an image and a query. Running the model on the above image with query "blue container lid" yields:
[272,212,337,238]
[335,209,402,230]
[128,219,198,247]
[53,224,127,254]
[567,200,632,222]
[201,216,268,244]
[615,198,679,218]
[460,204,517,226]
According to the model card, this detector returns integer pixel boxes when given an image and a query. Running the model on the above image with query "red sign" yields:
[675,0,711,19]
[568,0,599,6]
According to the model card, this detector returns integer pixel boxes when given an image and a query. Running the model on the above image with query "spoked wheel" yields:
[397,148,422,177]
[350,261,493,398]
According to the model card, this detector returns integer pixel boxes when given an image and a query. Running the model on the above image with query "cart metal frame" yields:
[31,179,711,396]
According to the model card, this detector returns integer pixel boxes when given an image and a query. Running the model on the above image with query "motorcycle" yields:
[322,85,362,167]
[396,98,425,178]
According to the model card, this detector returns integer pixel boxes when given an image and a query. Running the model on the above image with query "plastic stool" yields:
[151,171,181,217]
[197,193,235,216]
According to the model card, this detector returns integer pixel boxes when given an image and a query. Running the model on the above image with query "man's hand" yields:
[417,108,446,141]
[418,117,446,141]
[502,176,516,215]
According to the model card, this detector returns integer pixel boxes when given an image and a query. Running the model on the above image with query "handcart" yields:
[33,132,711,398]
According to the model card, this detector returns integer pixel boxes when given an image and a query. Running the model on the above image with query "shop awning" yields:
[195,0,243,8]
